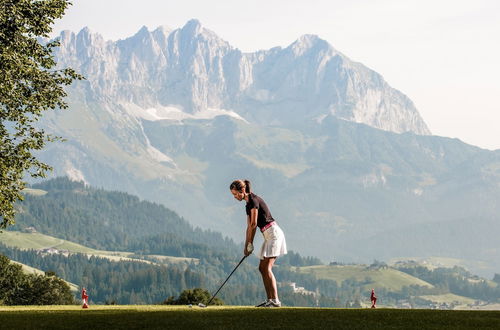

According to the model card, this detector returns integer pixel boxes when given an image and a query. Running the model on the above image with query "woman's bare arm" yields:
[245,209,258,255]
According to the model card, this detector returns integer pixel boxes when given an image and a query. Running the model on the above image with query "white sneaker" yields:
[264,299,281,307]
[255,299,269,307]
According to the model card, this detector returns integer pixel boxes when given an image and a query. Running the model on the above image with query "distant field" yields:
[0,231,96,252]
[0,231,198,265]
[390,256,497,281]
[294,265,434,291]
[9,260,79,292]
[10,260,45,276]
[419,293,476,305]
[0,305,499,329]
[21,188,48,196]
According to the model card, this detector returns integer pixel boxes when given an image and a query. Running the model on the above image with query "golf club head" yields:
[198,303,207,308]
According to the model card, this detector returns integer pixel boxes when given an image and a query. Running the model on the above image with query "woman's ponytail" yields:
[244,180,251,194]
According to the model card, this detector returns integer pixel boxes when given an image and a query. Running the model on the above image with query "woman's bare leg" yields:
[259,257,278,300]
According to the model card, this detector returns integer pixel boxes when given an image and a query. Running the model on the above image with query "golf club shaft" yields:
[207,255,247,305]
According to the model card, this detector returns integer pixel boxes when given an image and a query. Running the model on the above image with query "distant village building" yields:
[285,282,320,307]
[36,248,70,257]
[38,247,59,254]
[287,282,317,296]
[23,226,37,233]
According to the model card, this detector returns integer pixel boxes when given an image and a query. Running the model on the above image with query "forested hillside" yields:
[3,178,326,305]
[2,178,499,307]
[14,177,236,257]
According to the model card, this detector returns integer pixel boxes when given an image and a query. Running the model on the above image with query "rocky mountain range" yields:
[53,19,430,134]
[34,20,500,276]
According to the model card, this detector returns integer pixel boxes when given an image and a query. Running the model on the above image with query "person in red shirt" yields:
[370,289,377,308]
[81,287,89,308]
[230,179,287,307]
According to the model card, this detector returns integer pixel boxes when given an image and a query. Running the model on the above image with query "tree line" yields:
[0,254,74,305]
[397,264,500,303]
[0,243,342,306]
[6,177,498,306]
[0,244,204,305]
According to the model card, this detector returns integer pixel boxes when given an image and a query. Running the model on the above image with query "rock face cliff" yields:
[54,19,430,134]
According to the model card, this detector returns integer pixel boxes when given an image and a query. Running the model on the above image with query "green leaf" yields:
[0,0,84,228]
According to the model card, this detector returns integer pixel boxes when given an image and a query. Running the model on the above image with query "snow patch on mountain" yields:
[123,103,247,123]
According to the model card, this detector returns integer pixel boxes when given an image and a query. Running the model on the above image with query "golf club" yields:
[198,255,248,308]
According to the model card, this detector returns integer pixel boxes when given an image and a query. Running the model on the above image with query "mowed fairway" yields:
[1,306,499,329]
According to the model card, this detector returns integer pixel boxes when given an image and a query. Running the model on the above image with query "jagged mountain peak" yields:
[126,25,157,48]
[76,26,101,40]
[53,19,431,135]
[58,30,75,43]
[134,25,150,37]
[152,26,173,49]
[172,18,231,50]
[55,28,108,51]
[287,34,335,57]
[153,25,173,36]
[75,26,104,40]
[294,34,324,46]
[182,19,202,35]
[78,26,91,35]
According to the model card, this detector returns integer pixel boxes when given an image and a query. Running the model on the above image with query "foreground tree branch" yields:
[0,0,83,228]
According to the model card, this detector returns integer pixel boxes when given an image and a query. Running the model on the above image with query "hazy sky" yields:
[52,0,500,150]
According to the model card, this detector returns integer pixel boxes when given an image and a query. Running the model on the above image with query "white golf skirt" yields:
[259,223,287,260]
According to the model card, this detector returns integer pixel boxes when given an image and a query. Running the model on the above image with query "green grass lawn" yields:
[0,305,499,329]
[294,265,434,291]
[418,293,476,305]
[0,231,198,265]
[0,231,94,252]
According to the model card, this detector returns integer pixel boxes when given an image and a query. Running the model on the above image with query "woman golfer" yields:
[230,179,287,307]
